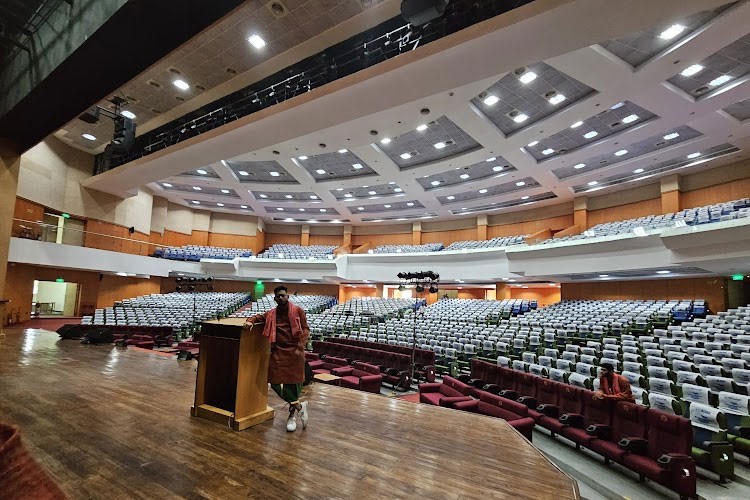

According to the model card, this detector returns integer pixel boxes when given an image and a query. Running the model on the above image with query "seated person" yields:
[593,362,635,402]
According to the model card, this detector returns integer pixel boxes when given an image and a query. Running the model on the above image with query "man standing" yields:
[593,362,635,402]
[244,286,310,432]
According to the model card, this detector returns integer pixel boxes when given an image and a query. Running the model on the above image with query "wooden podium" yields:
[191,318,275,431]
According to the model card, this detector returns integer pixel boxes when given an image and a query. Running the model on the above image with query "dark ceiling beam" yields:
[0,0,246,153]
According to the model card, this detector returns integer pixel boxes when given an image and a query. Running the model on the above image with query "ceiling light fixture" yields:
[121,110,136,119]
[492,166,503,172]
[570,121,583,129]
[416,124,428,131]
[430,181,440,186]
[633,168,644,174]
[479,189,488,194]
[394,188,403,192]
[709,75,732,87]
[687,152,700,159]
[238,170,249,176]
[483,95,499,106]
[192,201,200,204]
[573,163,586,169]
[656,270,671,274]
[277,207,284,211]
[446,196,455,200]
[614,149,628,156]
[548,94,566,105]
[196,169,207,175]
[384,204,391,208]
[542,148,554,155]
[380,137,391,144]
[259,194,268,198]
[587,181,598,186]
[407,202,414,207]
[610,102,624,110]
[434,142,446,149]
[519,71,537,84]
[284,194,293,199]
[368,190,376,195]
[599,274,609,278]
[659,24,685,40]
[173,79,190,90]
[486,157,496,162]
[344,193,353,198]
[320,209,327,212]
[316,169,326,174]
[82,133,96,140]
[527,140,539,147]
[162,183,172,187]
[221,189,230,194]
[459,174,470,180]
[298,156,308,160]
[515,181,526,186]
[217,203,224,207]
[400,153,412,160]
[352,163,363,169]
[521,195,529,200]
[357,207,364,211]
[310,195,318,199]
[269,171,280,176]
[338,149,347,154]
[299,208,305,212]
[192,186,202,191]
[622,114,639,124]
[241,205,248,209]
[680,64,703,77]
[248,34,266,48]
[663,132,680,140]
[512,113,529,123]
[583,131,598,139]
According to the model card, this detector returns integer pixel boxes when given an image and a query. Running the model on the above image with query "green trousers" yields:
[271,383,303,405]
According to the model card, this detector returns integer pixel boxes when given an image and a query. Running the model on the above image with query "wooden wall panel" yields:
[207,232,256,250]
[421,228,477,245]
[510,287,561,307]
[12,198,45,239]
[96,275,161,309]
[255,230,266,255]
[162,230,194,248]
[339,286,379,303]
[561,277,727,313]
[681,178,750,210]
[265,232,301,247]
[587,198,662,227]
[351,232,412,247]
[309,234,344,247]
[84,220,150,255]
[488,215,573,238]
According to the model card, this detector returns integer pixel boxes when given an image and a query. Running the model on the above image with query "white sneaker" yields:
[286,410,297,432]
[298,401,308,429]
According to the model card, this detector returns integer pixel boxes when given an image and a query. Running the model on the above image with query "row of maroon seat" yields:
[305,354,383,394]
[311,340,419,389]
[325,337,436,372]
[464,359,696,499]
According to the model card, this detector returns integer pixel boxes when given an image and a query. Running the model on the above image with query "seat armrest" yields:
[483,384,503,395]
[452,399,479,412]
[468,378,486,388]
[537,404,559,418]
[498,389,518,400]
[558,413,584,427]
[585,424,611,439]
[456,374,471,384]
[419,382,442,393]
[331,366,353,376]
[384,367,400,376]
[516,396,537,409]
[657,453,693,470]
[618,437,648,455]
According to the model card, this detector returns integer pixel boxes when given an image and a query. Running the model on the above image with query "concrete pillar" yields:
[661,175,681,213]
[477,214,488,240]
[300,224,310,246]
[0,141,21,328]
[412,221,422,245]
[573,197,588,230]
[495,282,511,300]
[343,225,352,247]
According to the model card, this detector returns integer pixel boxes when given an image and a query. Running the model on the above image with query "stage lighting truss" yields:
[396,270,440,294]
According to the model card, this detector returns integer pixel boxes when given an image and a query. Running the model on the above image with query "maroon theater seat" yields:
[539,385,584,436]
[622,410,696,500]
[529,378,562,423]
[418,375,473,407]
[561,390,614,448]
[453,393,535,441]
[308,356,348,375]
[331,361,383,394]
[589,401,648,465]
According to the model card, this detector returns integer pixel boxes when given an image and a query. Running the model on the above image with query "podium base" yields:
[191,404,275,431]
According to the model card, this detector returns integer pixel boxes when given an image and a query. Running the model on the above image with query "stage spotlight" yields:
[175,286,182,292]
[428,284,438,293]
[398,284,406,291]
[188,285,195,291]
[415,284,425,292]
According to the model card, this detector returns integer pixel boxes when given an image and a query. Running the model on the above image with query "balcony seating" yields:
[418,376,473,407]
[257,243,337,260]
[331,362,383,394]
[444,235,527,251]
[156,245,252,261]
[371,243,444,254]
[232,294,337,317]
[453,393,535,441]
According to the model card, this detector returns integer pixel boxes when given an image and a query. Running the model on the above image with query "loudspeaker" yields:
[112,116,136,153]
[128,226,135,234]
[400,0,449,26]
[57,324,84,339]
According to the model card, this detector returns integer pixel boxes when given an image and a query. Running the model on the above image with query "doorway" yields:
[32,280,80,317]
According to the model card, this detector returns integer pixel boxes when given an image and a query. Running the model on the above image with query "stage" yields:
[0,326,579,499]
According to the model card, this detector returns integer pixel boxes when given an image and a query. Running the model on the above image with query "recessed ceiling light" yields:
[407,202,414,207]
[400,153,412,160]
[656,270,671,274]
[299,208,305,212]
[285,218,294,222]
[485,157,496,162]
[573,163,586,169]
[610,102,624,110]
[121,110,136,119]
[526,141,539,148]
[269,171,280,176]
[173,79,190,90]
[315,169,326,175]
[614,149,628,156]
[583,131,598,139]
[519,71,537,84]
[357,207,364,211]
[663,132,680,140]
[384,204,391,208]
[388,181,396,185]
[196,169,208,175]
[221,189,230,194]
[241,205,248,209]
[310,195,318,199]
[515,181,525,186]
[416,124,428,131]
[336,187,344,191]
[599,274,609,278]
[192,186,202,191]
[709,75,732,87]
[542,148,554,155]
[680,64,703,77]
[192,200,200,204]
[259,194,268,198]
[479,189,488,194]
[238,170,249,176]
[320,209,326,212]
[446,196,455,200]
[394,188,403,192]
[430,181,441,187]
[338,149,347,153]
[217,203,224,207]
[659,24,685,40]
[434,142,446,149]
[570,121,583,129]
[162,182,172,187]
[633,168,644,174]
[352,163,363,170]
[548,94,566,105]
[82,133,96,140]
[687,152,700,159]
[521,195,529,200]
[248,34,266,49]
[298,156,308,160]
[367,190,376,195]
[277,207,284,211]
[622,114,638,124]
[380,137,391,144]
[459,174,470,180]
[284,194,293,199]
[344,193,353,198]
[587,181,598,186]
[492,166,503,172]
[512,113,529,123]
[483,95,499,106]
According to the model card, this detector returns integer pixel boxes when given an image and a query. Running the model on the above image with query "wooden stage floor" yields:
[0,327,579,500]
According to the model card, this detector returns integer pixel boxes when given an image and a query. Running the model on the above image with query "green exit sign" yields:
[61,213,70,219]
[55,277,65,283]
[732,274,744,281]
